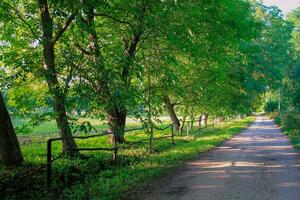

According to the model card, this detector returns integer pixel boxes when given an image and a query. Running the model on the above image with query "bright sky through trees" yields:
[263,0,300,15]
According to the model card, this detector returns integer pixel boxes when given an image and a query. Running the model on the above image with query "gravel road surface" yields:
[143,116,300,200]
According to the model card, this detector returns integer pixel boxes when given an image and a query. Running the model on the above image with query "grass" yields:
[278,127,300,150]
[0,117,255,200]
[273,114,300,150]
[279,127,300,150]
[12,117,171,136]
[288,136,300,150]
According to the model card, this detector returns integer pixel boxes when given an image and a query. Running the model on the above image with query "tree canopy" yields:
[0,0,296,166]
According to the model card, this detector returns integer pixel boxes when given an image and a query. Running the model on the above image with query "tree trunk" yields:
[180,115,187,134]
[163,96,180,130]
[83,6,126,144]
[0,92,23,167]
[189,110,195,129]
[221,117,225,122]
[52,92,79,156]
[108,107,126,144]
[38,0,79,157]
[204,113,209,127]
[197,114,203,128]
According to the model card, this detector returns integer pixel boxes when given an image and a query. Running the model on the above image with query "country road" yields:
[141,116,300,200]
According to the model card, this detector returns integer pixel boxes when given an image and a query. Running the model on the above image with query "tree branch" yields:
[5,2,41,41]
[63,65,74,94]
[94,13,133,28]
[75,43,92,56]
[52,12,77,44]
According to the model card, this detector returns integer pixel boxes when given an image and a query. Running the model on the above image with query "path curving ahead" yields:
[143,116,300,200]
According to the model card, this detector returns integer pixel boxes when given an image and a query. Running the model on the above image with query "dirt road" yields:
[142,116,300,200]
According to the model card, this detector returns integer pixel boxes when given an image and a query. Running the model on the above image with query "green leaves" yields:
[71,120,97,135]
[1,0,294,136]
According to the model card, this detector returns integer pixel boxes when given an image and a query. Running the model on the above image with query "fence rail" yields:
[46,115,238,186]
[46,122,176,186]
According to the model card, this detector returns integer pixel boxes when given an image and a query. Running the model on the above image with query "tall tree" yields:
[0,92,23,167]
[71,0,160,143]
[1,0,80,156]
[37,0,79,156]
[281,7,300,112]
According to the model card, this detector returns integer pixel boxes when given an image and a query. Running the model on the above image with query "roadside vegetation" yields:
[0,117,254,199]
[0,0,298,199]
[265,7,300,150]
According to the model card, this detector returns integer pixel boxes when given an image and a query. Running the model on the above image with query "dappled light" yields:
[0,0,299,199]
[145,117,300,200]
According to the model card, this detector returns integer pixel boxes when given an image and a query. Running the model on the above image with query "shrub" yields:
[274,115,281,125]
[264,100,278,113]
[281,113,300,134]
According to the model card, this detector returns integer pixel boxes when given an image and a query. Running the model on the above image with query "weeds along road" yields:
[141,116,300,200]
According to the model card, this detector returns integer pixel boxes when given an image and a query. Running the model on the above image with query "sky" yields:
[263,0,300,15]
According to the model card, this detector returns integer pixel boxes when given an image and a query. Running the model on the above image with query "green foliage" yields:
[0,0,296,197]
[0,117,254,199]
[276,6,300,117]
[1,0,285,128]
[281,113,300,133]
[14,123,32,135]
[71,120,97,135]
[274,114,281,125]
[264,100,278,113]
[6,79,48,116]
[288,7,300,59]
[274,112,300,152]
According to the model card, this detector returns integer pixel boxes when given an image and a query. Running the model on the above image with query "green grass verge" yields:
[272,114,300,150]
[276,126,300,150]
[288,135,300,150]
[0,117,255,200]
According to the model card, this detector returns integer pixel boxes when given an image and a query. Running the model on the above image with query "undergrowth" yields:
[0,117,254,200]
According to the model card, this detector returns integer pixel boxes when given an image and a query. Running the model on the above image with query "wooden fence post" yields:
[149,126,153,154]
[113,136,118,164]
[47,140,52,187]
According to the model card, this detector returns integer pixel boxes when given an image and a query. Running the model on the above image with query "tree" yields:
[70,0,186,143]
[250,5,293,90]
[37,0,79,156]
[0,92,23,167]
[153,0,260,123]
[278,7,300,113]
[1,0,80,156]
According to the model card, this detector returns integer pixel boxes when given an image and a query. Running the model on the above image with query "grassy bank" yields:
[0,117,254,200]
[273,114,300,150]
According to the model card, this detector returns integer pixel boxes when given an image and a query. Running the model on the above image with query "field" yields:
[12,117,168,136]
[0,117,254,200]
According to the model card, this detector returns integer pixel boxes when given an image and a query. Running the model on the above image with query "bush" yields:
[274,115,281,125]
[15,123,32,135]
[264,100,278,113]
[268,111,278,119]
[281,113,300,134]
